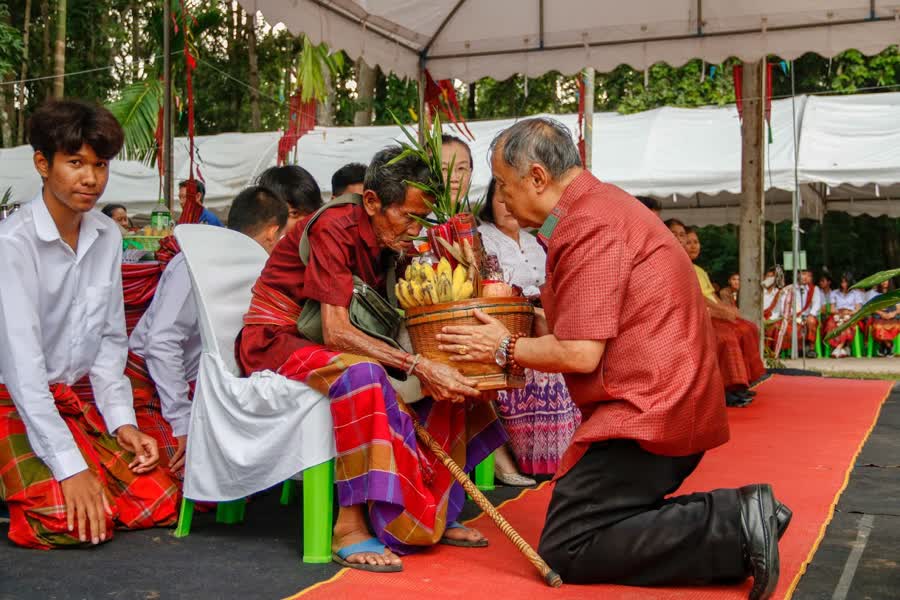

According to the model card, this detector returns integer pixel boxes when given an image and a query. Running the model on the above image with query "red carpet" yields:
[289,375,893,600]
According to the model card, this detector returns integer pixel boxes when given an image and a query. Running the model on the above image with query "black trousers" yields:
[538,440,747,586]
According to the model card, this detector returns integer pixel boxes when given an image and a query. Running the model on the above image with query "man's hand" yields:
[169,435,187,473]
[60,470,111,545]
[414,359,481,403]
[115,425,159,474]
[436,309,511,365]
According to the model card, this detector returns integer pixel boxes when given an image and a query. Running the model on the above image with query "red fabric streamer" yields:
[276,91,317,166]
[423,70,474,141]
[733,63,774,126]
[177,0,203,226]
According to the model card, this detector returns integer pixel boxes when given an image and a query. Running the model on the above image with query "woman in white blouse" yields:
[475,180,582,484]
[824,273,865,357]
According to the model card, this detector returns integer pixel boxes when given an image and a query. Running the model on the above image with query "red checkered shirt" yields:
[538,171,729,480]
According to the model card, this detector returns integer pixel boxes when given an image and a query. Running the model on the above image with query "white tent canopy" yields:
[240,0,900,81]
[3,92,899,226]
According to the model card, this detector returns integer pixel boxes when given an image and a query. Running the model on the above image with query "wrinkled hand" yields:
[60,470,112,545]
[415,358,481,403]
[115,425,159,474]
[169,435,187,473]
[436,309,510,364]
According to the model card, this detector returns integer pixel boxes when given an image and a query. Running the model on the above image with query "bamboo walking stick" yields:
[406,411,563,588]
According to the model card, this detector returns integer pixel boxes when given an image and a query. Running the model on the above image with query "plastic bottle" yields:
[150,198,172,234]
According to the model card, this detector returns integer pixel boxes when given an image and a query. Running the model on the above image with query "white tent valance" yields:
[239,0,900,81]
[3,92,899,226]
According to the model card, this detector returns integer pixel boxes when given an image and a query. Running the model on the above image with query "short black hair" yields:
[364,146,431,208]
[227,186,289,237]
[479,179,497,224]
[29,99,124,164]
[257,165,323,216]
[636,196,659,211]
[331,162,367,197]
[101,204,126,218]
[441,134,473,168]
[664,218,686,229]
[179,179,206,198]
[840,272,856,287]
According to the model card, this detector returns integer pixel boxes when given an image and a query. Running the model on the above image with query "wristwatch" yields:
[494,336,512,368]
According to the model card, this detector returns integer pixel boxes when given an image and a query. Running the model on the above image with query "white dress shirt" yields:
[129,253,201,437]
[798,285,824,317]
[763,288,782,319]
[0,194,136,481]
[478,223,547,297]
[831,289,863,311]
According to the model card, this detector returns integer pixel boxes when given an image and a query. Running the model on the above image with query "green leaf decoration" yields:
[852,268,900,291]
[823,289,900,341]
[106,78,164,165]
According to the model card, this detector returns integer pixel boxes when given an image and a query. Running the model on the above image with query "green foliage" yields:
[853,268,900,290]
[824,284,900,341]
[106,78,163,163]
[297,36,344,102]
[0,2,24,78]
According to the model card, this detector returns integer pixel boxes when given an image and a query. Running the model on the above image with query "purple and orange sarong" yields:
[0,382,179,549]
[243,281,507,555]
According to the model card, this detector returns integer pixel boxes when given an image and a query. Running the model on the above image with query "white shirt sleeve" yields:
[142,261,197,437]
[88,243,137,436]
[0,236,88,481]
[809,287,823,316]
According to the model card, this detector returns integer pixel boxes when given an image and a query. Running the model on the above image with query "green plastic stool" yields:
[866,329,876,357]
[474,453,495,492]
[851,327,864,358]
[894,335,900,356]
[815,324,826,358]
[173,458,335,565]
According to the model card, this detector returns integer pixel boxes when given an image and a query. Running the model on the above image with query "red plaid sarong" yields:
[243,280,302,327]
[0,383,179,549]
[872,317,900,343]
[732,318,766,382]
[824,314,859,348]
[125,352,189,483]
[710,318,750,389]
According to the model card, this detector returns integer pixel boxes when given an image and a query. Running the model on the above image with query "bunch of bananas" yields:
[396,257,474,309]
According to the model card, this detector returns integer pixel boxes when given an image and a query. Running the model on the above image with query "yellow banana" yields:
[422,263,437,287]
[404,265,413,281]
[451,264,467,299]
[437,257,453,282]
[395,282,412,309]
[457,280,474,300]
[409,279,425,306]
[422,282,437,305]
[437,273,454,303]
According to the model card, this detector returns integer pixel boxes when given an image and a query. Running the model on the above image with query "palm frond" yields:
[106,78,163,165]
[852,268,900,290]
[824,288,900,341]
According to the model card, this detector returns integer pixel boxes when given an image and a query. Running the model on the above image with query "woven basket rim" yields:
[405,296,533,319]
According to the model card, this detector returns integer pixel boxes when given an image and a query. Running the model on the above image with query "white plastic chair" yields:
[173,224,336,563]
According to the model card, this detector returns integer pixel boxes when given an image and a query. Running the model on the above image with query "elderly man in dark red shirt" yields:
[237,147,505,573]
[438,118,790,599]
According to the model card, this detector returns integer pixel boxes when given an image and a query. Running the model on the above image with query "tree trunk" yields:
[16,0,33,145]
[0,77,13,148]
[317,65,335,126]
[467,82,476,119]
[52,0,67,98]
[353,59,377,126]
[246,11,261,130]
[41,0,50,100]
[130,1,140,81]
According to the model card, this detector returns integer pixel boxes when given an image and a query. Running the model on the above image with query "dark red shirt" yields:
[537,171,729,479]
[237,203,387,374]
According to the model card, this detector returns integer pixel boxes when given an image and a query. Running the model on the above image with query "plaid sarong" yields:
[824,314,859,347]
[710,318,750,389]
[126,351,188,482]
[0,382,179,549]
[277,345,506,555]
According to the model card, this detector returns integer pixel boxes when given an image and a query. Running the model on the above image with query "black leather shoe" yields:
[738,484,780,600]
[774,500,792,540]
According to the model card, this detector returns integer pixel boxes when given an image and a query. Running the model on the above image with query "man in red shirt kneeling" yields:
[438,118,790,600]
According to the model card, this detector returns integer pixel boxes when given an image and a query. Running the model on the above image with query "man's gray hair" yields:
[490,117,582,178]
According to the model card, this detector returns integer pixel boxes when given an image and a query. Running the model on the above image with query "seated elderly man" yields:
[439,118,789,599]
[236,147,505,572]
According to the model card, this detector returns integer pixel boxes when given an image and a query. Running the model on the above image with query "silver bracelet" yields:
[405,353,422,375]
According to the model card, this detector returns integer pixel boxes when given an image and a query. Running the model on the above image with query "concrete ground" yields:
[782,357,900,377]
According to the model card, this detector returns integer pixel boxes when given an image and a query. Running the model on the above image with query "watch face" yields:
[494,339,508,367]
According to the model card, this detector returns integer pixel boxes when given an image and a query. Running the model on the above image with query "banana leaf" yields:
[851,268,900,291]
[823,289,900,341]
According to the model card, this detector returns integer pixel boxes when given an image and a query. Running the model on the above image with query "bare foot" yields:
[442,524,487,545]
[332,524,402,568]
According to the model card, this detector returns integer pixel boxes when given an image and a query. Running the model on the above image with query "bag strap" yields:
[298,193,363,266]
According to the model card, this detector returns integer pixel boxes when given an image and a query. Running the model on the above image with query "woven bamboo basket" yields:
[405,297,534,390]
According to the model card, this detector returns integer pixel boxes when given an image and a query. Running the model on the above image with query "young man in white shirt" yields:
[0,100,178,549]
[127,186,289,482]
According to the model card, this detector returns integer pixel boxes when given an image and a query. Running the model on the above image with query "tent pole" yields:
[162,0,173,211]
[739,60,765,351]
[790,60,801,361]
[582,68,594,171]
